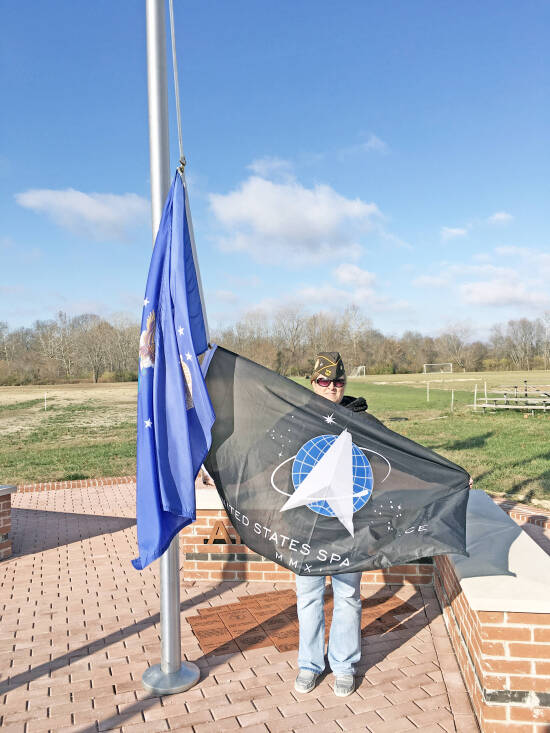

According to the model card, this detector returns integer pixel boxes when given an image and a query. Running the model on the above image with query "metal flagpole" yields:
[141,0,200,696]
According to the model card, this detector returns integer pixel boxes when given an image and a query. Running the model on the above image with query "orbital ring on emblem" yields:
[270,429,392,537]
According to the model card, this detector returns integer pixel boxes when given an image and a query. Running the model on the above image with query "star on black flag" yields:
[202,346,469,576]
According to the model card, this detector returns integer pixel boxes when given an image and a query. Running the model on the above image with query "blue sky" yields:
[1,1,549,338]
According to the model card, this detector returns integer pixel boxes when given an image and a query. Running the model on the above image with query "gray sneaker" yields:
[333,674,355,697]
[294,669,319,694]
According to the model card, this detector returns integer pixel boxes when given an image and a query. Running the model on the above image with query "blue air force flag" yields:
[202,346,469,576]
[132,172,215,570]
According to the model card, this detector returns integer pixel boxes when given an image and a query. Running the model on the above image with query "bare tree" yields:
[0,321,9,365]
[55,312,77,378]
[505,318,537,370]
[3,327,39,382]
[341,304,371,369]
[463,341,488,371]
[542,312,550,370]
[73,314,113,383]
[436,324,472,369]
[400,331,437,373]
[272,306,306,375]
[109,315,140,374]
[303,312,342,372]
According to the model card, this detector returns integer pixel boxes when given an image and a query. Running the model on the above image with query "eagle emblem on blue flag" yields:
[139,311,156,370]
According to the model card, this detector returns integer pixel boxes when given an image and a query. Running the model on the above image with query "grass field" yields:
[0,383,137,485]
[1,372,549,507]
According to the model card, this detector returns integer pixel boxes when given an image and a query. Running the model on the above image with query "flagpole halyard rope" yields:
[168,0,185,165]
[167,0,210,346]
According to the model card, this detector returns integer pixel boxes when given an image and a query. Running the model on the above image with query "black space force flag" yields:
[203,346,469,576]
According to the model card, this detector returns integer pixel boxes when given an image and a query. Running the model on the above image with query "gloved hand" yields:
[344,396,368,413]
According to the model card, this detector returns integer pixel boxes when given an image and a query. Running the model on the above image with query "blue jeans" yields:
[295,572,362,675]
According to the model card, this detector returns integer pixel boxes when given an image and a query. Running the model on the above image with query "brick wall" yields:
[495,500,550,531]
[435,555,550,732]
[179,509,434,586]
[0,487,17,560]
[17,475,137,493]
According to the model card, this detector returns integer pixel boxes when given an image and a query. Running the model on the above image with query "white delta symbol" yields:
[272,428,391,537]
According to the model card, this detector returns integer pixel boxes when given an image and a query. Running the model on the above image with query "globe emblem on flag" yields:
[291,434,373,517]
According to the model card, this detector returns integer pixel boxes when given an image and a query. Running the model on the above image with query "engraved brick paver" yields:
[0,482,477,732]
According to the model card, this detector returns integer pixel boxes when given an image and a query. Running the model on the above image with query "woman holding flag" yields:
[294,351,367,698]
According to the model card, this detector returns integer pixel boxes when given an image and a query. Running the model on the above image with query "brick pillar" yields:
[435,555,550,732]
[0,485,17,561]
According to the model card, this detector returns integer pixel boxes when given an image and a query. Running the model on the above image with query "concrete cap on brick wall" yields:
[0,485,17,497]
[196,487,224,510]
[450,490,550,612]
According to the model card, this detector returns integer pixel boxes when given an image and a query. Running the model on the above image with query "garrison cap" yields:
[311,352,346,381]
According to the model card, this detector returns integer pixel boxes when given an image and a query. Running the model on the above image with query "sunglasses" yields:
[316,377,346,388]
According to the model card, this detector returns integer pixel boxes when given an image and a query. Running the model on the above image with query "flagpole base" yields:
[142,662,200,695]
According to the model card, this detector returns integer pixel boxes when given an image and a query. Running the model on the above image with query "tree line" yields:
[0,313,139,385]
[215,306,550,376]
[1,307,549,385]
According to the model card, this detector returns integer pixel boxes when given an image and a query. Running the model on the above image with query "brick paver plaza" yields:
[1,483,479,732]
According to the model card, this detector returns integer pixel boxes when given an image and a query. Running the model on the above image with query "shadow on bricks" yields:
[186,584,435,691]
[0,579,246,700]
[79,585,439,733]
[10,508,136,556]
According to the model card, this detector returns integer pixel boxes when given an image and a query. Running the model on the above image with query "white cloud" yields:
[222,264,407,322]
[460,279,549,308]
[493,246,550,279]
[494,245,550,271]
[294,283,407,312]
[379,230,412,250]
[396,241,550,313]
[295,284,349,304]
[494,245,523,256]
[209,176,381,262]
[338,134,389,161]
[298,263,407,313]
[359,134,388,154]
[446,262,515,278]
[488,211,513,225]
[412,274,448,288]
[415,247,550,312]
[214,289,240,304]
[441,226,468,241]
[15,188,150,242]
[334,263,376,290]
[472,252,492,262]
[247,157,294,180]
[226,274,263,289]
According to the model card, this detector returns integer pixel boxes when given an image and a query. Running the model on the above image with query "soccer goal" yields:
[350,365,366,377]
[423,363,453,374]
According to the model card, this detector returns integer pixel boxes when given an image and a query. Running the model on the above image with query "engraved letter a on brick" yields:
[206,520,234,545]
